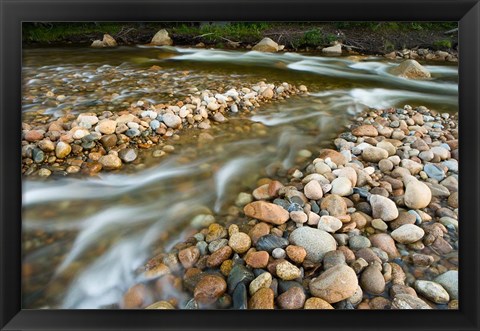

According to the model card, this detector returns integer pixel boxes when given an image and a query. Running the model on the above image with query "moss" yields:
[434,39,453,49]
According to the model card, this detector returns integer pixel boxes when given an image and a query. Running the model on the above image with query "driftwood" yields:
[444,28,458,35]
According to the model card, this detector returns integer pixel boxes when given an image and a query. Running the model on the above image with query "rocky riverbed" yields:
[118,105,459,310]
[22,79,307,177]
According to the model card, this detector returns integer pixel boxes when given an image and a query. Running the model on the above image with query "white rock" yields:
[317,216,343,233]
[404,180,432,209]
[391,224,425,244]
[370,194,399,221]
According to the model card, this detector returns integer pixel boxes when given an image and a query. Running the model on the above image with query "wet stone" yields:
[227,264,254,293]
[256,234,289,253]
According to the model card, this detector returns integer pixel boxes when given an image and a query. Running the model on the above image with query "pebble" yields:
[96,119,117,134]
[322,250,346,269]
[392,294,432,309]
[317,215,343,233]
[320,194,347,217]
[244,251,269,269]
[146,301,175,309]
[232,282,247,309]
[256,234,289,253]
[309,264,358,303]
[330,177,353,196]
[272,247,286,259]
[285,245,307,264]
[243,201,290,225]
[228,232,251,254]
[424,163,446,181]
[99,154,122,170]
[207,246,233,268]
[248,287,274,309]
[194,275,227,304]
[370,194,399,221]
[304,297,334,309]
[318,149,347,166]
[371,219,388,231]
[414,280,450,304]
[277,287,306,309]
[304,180,323,200]
[249,272,272,295]
[349,236,371,250]
[276,260,301,280]
[227,264,254,292]
[391,224,425,244]
[162,113,182,129]
[369,234,400,259]
[404,180,432,209]
[434,270,458,300]
[360,263,386,295]
[362,146,388,162]
[118,148,138,163]
[55,141,71,158]
[289,227,337,263]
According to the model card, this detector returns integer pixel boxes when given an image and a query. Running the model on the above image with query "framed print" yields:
[1,0,479,330]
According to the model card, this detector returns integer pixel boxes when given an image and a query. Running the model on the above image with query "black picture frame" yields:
[1,0,479,330]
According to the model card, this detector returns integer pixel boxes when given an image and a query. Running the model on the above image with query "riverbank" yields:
[23,22,458,60]
[127,104,458,310]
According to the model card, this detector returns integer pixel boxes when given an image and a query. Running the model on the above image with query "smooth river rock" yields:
[370,194,399,221]
[434,270,458,300]
[289,227,337,263]
[391,224,425,244]
[244,201,290,225]
[414,280,450,304]
[309,264,358,303]
[404,180,432,209]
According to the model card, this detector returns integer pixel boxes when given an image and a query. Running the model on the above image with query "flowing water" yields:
[21,46,458,308]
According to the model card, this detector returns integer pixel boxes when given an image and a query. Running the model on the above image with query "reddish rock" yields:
[207,246,233,268]
[193,275,227,304]
[286,245,307,264]
[277,287,306,309]
[352,125,378,137]
[245,251,270,269]
[25,130,45,142]
[178,246,200,269]
[121,284,148,308]
[244,201,289,225]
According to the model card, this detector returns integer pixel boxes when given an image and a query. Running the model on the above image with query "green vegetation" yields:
[333,22,457,31]
[434,39,453,49]
[23,22,124,42]
[172,22,271,43]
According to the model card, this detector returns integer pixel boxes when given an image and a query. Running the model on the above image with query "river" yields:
[21,46,458,308]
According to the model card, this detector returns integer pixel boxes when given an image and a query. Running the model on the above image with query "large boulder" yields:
[252,37,279,52]
[151,29,173,46]
[91,34,117,48]
[322,44,342,55]
[390,59,431,79]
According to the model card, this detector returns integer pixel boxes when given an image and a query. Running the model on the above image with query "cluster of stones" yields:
[384,48,458,63]
[21,81,307,177]
[121,104,458,310]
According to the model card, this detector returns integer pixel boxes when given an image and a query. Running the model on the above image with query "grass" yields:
[433,39,453,49]
[23,23,124,42]
[171,22,271,43]
[333,22,457,31]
